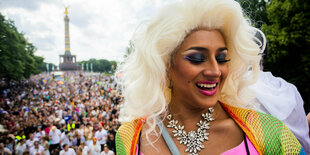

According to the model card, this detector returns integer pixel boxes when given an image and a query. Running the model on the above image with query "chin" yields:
[190,94,219,109]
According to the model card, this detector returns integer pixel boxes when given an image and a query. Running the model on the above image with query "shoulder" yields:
[116,119,145,155]
[221,103,305,154]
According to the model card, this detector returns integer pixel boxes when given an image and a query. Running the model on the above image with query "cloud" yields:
[0,0,178,65]
[0,0,55,11]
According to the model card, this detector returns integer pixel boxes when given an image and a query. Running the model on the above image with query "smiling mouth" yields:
[196,83,217,90]
[196,81,218,96]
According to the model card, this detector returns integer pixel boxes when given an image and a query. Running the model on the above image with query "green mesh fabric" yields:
[221,102,305,155]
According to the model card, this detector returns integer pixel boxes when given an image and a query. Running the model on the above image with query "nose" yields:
[202,59,221,78]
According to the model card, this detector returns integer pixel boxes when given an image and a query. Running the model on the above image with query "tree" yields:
[77,59,116,73]
[0,13,43,83]
[262,0,310,112]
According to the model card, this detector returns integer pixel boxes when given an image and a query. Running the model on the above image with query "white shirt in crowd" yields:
[95,129,108,145]
[76,129,84,137]
[60,119,66,125]
[15,143,27,155]
[34,131,46,141]
[26,138,39,149]
[49,129,62,144]
[88,142,101,155]
[29,145,44,155]
[100,150,114,155]
[60,132,71,147]
[91,109,99,116]
[82,146,90,155]
[59,148,76,155]
[2,147,12,154]
[250,71,310,154]
[57,109,63,117]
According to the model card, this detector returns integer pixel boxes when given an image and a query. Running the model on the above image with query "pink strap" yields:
[221,136,259,155]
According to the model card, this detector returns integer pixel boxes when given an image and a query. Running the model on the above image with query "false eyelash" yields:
[184,56,205,63]
[217,59,231,63]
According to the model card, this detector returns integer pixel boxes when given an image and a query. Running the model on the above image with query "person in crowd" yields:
[84,124,93,146]
[78,141,89,155]
[29,141,44,155]
[3,136,14,154]
[88,138,101,155]
[100,144,114,155]
[94,124,108,151]
[115,0,305,154]
[41,136,50,155]
[60,130,71,149]
[26,133,39,150]
[59,144,76,155]
[0,142,12,155]
[72,132,85,148]
[106,134,115,153]
[34,127,46,142]
[48,126,61,154]
[15,139,27,155]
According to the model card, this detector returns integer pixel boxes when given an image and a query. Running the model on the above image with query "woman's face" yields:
[169,29,229,108]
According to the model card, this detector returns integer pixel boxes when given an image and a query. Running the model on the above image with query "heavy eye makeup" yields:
[216,53,230,64]
[184,52,205,64]
[184,52,230,64]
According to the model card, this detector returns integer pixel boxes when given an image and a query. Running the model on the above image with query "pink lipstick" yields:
[196,80,218,96]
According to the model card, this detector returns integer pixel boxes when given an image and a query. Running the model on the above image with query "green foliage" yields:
[262,0,310,111]
[0,13,44,82]
[77,58,117,73]
[37,61,55,73]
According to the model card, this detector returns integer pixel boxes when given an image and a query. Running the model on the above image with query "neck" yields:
[167,100,228,131]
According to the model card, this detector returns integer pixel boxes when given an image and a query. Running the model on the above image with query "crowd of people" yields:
[0,72,121,155]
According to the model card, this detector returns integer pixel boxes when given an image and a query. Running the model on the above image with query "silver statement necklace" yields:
[166,107,214,155]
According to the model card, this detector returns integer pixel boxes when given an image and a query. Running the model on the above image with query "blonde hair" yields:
[117,0,261,143]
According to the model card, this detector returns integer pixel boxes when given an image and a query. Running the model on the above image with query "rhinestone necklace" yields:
[166,107,214,155]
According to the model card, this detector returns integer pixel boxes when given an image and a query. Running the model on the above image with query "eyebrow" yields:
[183,46,228,54]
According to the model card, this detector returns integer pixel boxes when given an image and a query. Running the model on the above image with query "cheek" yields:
[220,65,229,85]
[171,59,200,84]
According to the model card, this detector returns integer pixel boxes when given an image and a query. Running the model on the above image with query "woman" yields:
[116,0,305,154]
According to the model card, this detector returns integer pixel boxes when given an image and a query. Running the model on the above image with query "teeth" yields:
[197,83,216,88]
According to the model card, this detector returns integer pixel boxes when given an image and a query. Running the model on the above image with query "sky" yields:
[0,0,178,65]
